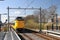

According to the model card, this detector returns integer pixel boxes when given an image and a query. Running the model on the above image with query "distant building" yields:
[44,16,60,30]
[48,16,60,23]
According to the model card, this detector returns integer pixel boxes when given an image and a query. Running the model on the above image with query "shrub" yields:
[25,19,41,29]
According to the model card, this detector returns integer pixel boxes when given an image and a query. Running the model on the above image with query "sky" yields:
[0,0,60,22]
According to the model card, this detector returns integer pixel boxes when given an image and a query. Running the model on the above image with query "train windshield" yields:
[16,17,24,21]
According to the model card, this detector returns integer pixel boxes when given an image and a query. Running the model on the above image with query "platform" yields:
[42,30,60,37]
[4,29,21,40]
[0,32,6,40]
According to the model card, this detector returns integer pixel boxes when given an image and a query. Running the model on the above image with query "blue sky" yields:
[0,0,60,22]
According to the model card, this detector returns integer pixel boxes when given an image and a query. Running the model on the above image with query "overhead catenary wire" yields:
[9,0,36,22]
[26,0,35,8]
[21,0,35,15]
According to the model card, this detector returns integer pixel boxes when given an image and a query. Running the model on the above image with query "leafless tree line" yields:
[33,5,57,23]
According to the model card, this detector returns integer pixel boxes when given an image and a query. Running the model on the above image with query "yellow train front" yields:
[12,17,24,31]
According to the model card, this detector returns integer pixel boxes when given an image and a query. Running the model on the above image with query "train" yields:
[12,17,25,31]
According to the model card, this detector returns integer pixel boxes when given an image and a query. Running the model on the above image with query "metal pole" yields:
[47,26,48,30]
[8,8,40,10]
[51,17,54,30]
[0,14,1,21]
[0,14,1,31]
[51,15,54,31]
[39,7,42,33]
[7,7,9,31]
[56,14,58,30]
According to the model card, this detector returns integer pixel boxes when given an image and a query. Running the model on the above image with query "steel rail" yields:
[19,33,33,40]
[33,33,60,40]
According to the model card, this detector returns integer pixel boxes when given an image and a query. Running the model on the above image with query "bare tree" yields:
[48,5,57,19]
[33,9,48,23]
[41,9,49,23]
[33,5,57,23]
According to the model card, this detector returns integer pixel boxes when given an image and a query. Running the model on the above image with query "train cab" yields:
[12,17,24,30]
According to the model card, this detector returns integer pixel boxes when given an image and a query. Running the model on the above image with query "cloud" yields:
[14,10,26,17]
[14,10,21,15]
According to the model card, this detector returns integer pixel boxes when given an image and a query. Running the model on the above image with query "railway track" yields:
[18,33,45,40]
[18,33,60,40]
[33,33,60,40]
[17,28,60,40]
